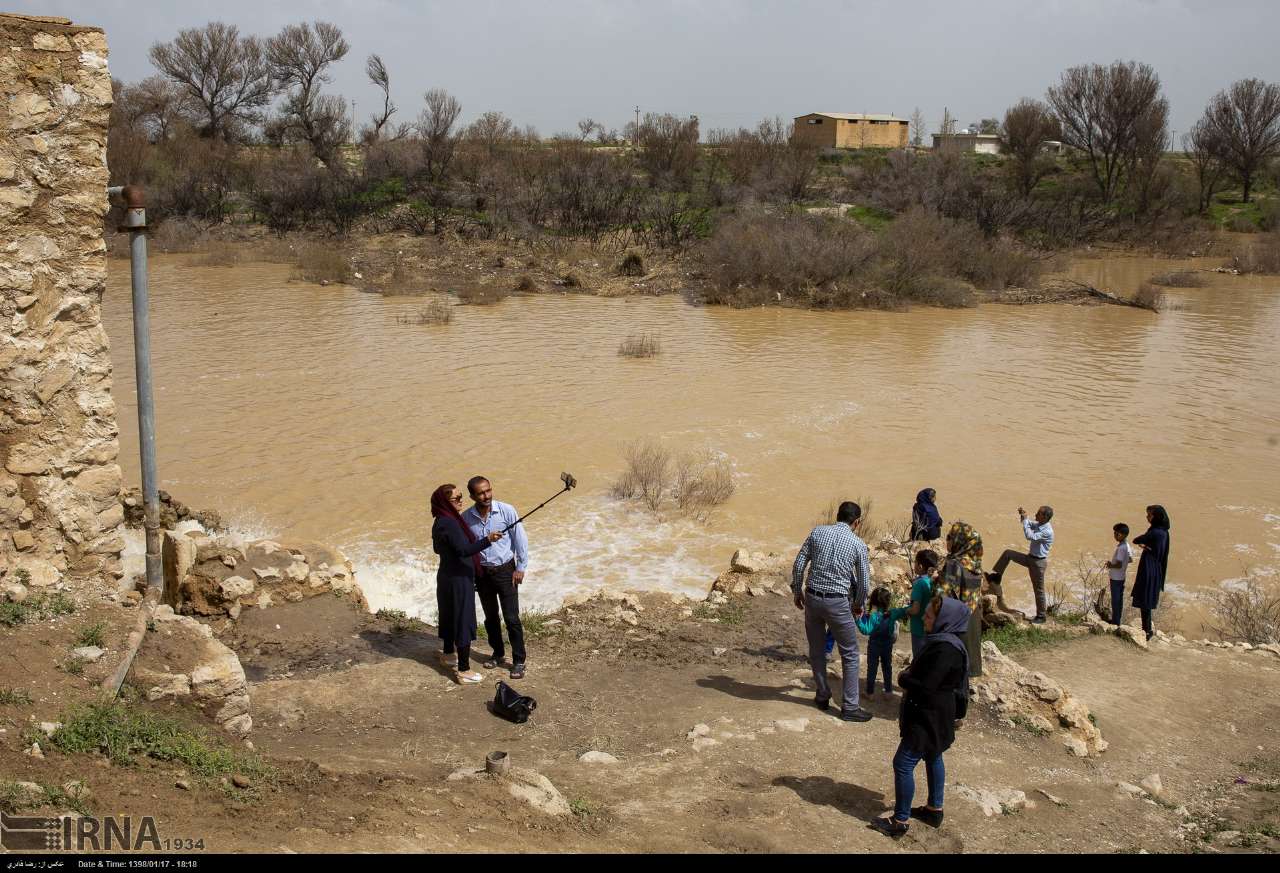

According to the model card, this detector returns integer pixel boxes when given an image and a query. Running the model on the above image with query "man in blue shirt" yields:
[463,476,531,679]
[791,500,873,722]
[985,505,1055,624]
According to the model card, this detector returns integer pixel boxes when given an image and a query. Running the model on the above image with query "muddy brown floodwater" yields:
[102,252,1280,634]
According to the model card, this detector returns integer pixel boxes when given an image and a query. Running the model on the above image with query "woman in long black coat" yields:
[1131,504,1171,641]
[430,483,502,684]
[872,594,970,838]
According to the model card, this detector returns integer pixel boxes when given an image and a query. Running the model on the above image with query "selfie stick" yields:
[502,472,577,533]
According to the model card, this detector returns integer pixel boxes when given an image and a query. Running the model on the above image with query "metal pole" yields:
[107,185,162,595]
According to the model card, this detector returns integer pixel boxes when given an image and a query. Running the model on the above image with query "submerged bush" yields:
[1149,269,1206,287]
[610,440,734,520]
[617,334,661,358]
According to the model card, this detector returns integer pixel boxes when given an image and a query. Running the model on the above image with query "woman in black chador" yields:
[1131,504,1171,641]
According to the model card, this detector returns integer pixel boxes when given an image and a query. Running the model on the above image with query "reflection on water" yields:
[102,253,1280,626]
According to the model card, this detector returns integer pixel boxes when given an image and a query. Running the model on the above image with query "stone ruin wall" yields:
[0,14,122,590]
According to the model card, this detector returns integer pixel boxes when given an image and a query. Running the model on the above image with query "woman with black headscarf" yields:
[910,488,943,542]
[430,483,504,684]
[872,594,970,838]
[1131,504,1171,641]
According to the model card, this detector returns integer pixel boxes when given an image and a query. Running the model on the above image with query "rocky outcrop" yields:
[167,534,367,619]
[130,604,252,737]
[0,14,122,589]
[121,487,223,532]
[975,640,1108,758]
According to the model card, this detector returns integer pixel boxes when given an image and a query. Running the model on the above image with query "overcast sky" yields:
[14,0,1280,139]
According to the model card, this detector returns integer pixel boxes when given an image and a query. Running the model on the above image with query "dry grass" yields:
[515,275,539,293]
[395,297,454,325]
[455,283,510,305]
[1207,575,1280,645]
[618,334,661,358]
[293,242,354,285]
[1149,269,1206,288]
[610,440,735,520]
[196,242,241,267]
[1229,231,1280,275]
[149,218,206,253]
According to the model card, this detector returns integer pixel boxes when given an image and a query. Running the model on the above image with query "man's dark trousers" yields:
[478,560,526,665]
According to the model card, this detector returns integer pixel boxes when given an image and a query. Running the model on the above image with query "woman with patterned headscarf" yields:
[941,521,984,676]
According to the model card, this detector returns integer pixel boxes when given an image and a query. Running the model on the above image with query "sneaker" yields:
[814,696,830,712]
[910,806,944,828]
[870,816,909,838]
[839,706,873,723]
[455,670,484,685]
[1031,615,1047,624]
[510,663,526,680]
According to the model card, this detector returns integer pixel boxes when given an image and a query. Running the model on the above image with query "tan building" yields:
[793,113,909,150]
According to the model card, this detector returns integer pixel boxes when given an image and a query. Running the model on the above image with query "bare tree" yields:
[577,118,601,142]
[1201,78,1280,203]
[629,112,700,188]
[999,98,1061,196]
[363,54,407,143]
[149,22,274,140]
[465,111,517,157]
[266,21,351,164]
[1046,60,1168,205]
[910,107,926,147]
[1127,96,1171,216]
[414,88,463,232]
[939,107,957,137]
[1184,119,1226,214]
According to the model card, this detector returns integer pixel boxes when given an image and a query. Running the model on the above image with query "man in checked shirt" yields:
[792,500,874,722]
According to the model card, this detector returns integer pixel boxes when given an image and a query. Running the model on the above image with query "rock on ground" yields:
[975,641,1107,757]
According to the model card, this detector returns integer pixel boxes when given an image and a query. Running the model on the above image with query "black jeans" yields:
[477,561,526,664]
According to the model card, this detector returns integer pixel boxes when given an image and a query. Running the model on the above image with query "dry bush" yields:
[811,496,899,543]
[515,275,538,293]
[196,242,241,267]
[672,451,736,522]
[618,252,646,276]
[610,440,735,519]
[1149,270,1206,287]
[1229,214,1260,234]
[1229,231,1280,274]
[557,271,584,288]
[293,243,354,284]
[455,284,510,305]
[148,218,205,253]
[395,297,454,325]
[1132,282,1167,312]
[699,210,874,306]
[617,334,661,358]
[610,441,672,512]
[1207,576,1280,644]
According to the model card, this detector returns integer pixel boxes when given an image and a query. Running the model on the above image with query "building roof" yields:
[934,132,1000,140]
[797,112,907,122]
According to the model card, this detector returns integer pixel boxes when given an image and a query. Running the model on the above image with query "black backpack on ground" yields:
[492,680,537,724]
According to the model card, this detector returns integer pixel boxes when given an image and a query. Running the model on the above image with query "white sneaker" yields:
[455,670,484,685]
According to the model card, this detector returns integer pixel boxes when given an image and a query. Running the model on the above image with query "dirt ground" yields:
[5,583,1278,854]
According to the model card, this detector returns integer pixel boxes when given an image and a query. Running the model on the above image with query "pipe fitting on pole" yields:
[108,184,162,597]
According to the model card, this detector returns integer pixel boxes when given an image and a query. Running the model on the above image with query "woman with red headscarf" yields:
[431,483,504,683]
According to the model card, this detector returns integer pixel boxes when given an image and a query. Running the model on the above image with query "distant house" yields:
[932,132,1002,154]
[793,113,909,150]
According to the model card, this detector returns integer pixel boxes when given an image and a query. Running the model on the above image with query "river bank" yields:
[109,223,1262,310]
[2,550,1278,853]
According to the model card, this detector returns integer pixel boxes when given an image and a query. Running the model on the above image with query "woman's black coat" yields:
[898,640,967,758]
